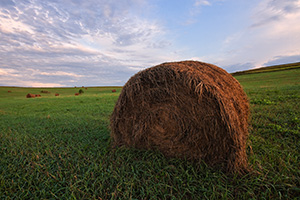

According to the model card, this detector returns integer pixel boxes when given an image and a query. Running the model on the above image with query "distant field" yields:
[232,62,300,75]
[234,67,300,89]
[0,68,299,199]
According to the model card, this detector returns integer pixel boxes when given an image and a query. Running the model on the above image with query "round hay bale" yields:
[26,93,35,98]
[110,61,250,174]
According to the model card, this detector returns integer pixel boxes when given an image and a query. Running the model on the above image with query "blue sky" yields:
[1,0,300,87]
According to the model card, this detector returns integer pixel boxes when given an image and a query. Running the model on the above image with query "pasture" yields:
[0,68,299,199]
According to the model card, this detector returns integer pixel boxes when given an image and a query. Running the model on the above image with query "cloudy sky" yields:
[1,0,300,87]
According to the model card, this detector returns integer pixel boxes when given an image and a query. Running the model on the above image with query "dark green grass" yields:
[1,69,299,199]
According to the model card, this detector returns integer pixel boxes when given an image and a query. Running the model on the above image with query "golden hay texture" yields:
[110,61,250,174]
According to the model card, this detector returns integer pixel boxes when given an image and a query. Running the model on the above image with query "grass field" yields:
[0,68,299,199]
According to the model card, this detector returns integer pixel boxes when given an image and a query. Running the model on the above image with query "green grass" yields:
[1,68,299,199]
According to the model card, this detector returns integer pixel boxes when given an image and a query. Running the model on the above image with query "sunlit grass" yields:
[0,68,299,199]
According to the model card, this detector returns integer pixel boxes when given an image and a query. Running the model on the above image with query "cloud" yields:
[1,0,298,87]
[0,68,21,77]
[251,0,300,28]
[214,0,300,70]
[194,0,211,6]
[263,54,300,66]
[184,0,213,24]
[38,71,85,78]
[0,0,177,87]
[0,13,34,34]
[223,62,255,73]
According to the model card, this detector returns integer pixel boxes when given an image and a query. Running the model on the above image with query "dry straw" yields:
[110,61,250,174]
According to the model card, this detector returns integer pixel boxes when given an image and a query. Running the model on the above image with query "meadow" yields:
[0,68,299,199]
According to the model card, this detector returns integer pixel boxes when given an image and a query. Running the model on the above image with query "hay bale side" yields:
[110,60,250,174]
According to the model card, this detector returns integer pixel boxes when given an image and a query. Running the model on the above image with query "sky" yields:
[0,0,300,87]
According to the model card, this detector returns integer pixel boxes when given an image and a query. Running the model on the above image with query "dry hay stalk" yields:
[110,61,250,174]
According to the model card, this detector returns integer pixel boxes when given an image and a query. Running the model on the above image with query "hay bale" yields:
[26,93,35,98]
[41,90,50,93]
[110,60,250,174]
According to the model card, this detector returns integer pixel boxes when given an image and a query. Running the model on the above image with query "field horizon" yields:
[1,61,299,89]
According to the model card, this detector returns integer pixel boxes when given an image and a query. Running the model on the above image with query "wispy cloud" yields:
[185,0,213,24]
[251,0,300,28]
[264,54,300,66]
[194,0,211,7]
[0,0,177,86]
[0,68,20,77]
[215,0,300,71]
[38,71,85,78]
[0,0,299,85]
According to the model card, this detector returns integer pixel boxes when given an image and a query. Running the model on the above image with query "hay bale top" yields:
[117,61,248,121]
[111,60,250,174]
